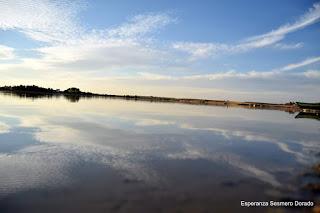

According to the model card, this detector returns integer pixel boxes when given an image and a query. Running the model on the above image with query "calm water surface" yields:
[0,93,319,212]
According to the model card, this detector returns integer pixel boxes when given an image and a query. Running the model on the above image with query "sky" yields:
[0,0,319,102]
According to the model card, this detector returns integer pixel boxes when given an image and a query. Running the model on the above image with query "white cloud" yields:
[0,1,176,71]
[303,70,320,78]
[245,2,320,48]
[106,12,175,39]
[30,39,165,71]
[182,70,278,80]
[172,42,231,60]
[133,70,279,81]
[0,45,14,60]
[28,12,175,70]
[0,0,174,45]
[273,42,303,50]
[280,56,320,71]
[0,0,86,43]
[173,3,320,59]
[182,71,240,80]
[137,72,174,80]
[127,56,320,81]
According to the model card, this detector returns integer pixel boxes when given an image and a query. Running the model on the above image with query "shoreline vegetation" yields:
[0,85,319,113]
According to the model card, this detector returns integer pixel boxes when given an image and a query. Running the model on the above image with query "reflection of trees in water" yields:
[0,91,100,103]
[0,91,57,100]
[63,95,80,103]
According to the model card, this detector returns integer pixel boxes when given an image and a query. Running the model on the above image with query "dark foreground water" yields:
[0,93,319,213]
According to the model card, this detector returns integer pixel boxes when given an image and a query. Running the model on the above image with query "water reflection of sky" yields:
[0,94,319,212]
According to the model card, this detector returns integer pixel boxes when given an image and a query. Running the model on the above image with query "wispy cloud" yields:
[106,12,176,39]
[280,56,320,71]
[0,0,174,44]
[244,3,320,48]
[134,70,277,81]
[173,3,320,59]
[273,42,303,50]
[172,42,230,60]
[131,56,320,80]
[180,71,275,80]
[0,45,14,60]
[137,72,174,80]
[0,0,86,43]
[303,70,320,79]
[0,0,175,71]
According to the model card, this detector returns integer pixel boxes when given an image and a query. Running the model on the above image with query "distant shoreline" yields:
[0,85,318,113]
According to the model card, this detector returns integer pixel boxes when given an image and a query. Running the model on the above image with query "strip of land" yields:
[0,85,318,113]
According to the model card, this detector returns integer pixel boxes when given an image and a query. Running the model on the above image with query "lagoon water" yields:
[0,93,319,212]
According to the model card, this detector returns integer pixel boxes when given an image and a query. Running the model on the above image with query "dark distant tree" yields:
[0,85,56,93]
[64,87,81,93]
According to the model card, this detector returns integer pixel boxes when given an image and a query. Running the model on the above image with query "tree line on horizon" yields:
[0,85,84,94]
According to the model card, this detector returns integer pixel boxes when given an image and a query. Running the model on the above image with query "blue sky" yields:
[0,0,319,102]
